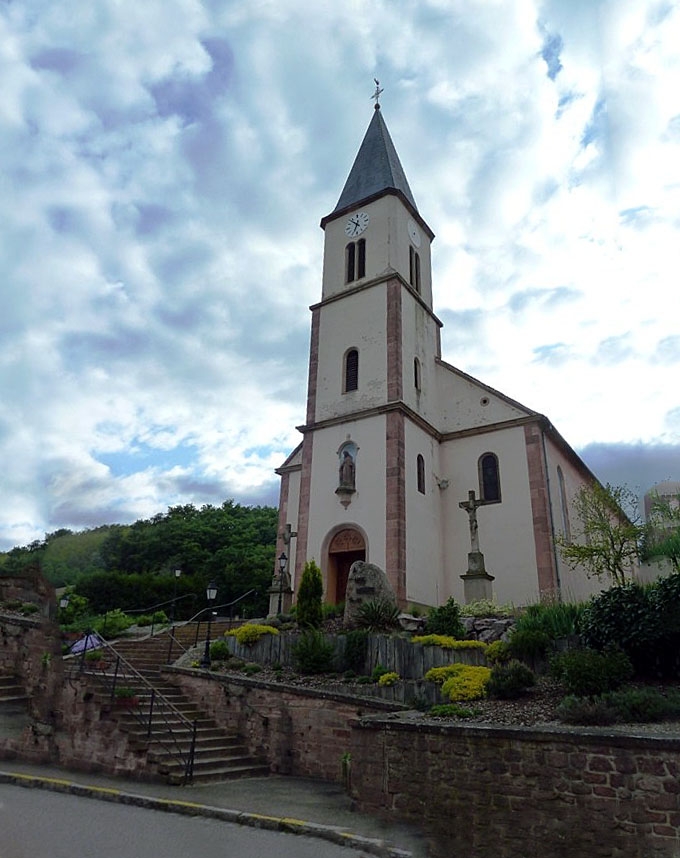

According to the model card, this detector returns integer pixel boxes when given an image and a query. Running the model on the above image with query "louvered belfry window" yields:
[345,348,359,392]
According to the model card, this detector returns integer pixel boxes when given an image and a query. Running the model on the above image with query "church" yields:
[271,101,604,612]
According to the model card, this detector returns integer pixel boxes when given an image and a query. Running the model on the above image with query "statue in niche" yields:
[339,450,356,490]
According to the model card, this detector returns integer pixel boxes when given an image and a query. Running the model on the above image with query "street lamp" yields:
[277,552,288,615]
[200,580,218,669]
[170,568,182,624]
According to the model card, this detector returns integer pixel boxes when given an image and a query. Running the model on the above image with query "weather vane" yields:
[371,78,384,108]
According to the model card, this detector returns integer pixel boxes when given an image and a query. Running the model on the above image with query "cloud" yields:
[0,0,679,550]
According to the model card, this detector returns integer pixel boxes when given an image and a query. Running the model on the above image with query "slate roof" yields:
[331,106,418,215]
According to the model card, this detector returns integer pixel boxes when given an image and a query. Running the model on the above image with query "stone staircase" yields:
[0,675,30,713]
[94,624,268,785]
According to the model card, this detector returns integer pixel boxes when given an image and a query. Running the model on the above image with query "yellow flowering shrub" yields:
[441,665,491,702]
[412,634,488,651]
[425,663,491,699]
[378,671,400,687]
[225,623,279,646]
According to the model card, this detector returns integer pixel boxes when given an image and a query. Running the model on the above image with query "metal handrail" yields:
[66,634,197,784]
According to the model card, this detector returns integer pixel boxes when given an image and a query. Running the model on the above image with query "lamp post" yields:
[200,581,218,669]
[277,552,287,615]
[171,568,182,624]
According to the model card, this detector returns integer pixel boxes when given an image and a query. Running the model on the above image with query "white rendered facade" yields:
[274,107,606,610]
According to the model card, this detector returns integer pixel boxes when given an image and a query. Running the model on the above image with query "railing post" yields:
[111,655,121,701]
[167,626,175,664]
[185,720,197,784]
[147,689,156,738]
[194,620,200,647]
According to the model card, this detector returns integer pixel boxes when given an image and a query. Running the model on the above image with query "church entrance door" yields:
[328,529,366,604]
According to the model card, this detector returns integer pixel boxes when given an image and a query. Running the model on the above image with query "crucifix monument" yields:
[458,489,495,604]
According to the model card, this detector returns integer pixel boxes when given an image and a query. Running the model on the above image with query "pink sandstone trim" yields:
[305,307,320,424]
[385,411,406,605]
[524,423,558,597]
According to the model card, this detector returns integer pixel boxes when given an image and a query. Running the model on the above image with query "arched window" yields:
[357,238,366,279]
[414,357,421,391]
[478,453,500,502]
[557,466,571,540]
[346,243,356,283]
[346,239,366,283]
[417,454,426,494]
[344,348,359,392]
[409,246,421,294]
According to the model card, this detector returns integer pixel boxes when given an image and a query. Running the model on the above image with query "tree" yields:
[642,490,680,573]
[556,482,644,586]
[296,560,323,628]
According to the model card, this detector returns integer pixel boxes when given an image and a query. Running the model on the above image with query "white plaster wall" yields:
[439,427,540,606]
[404,420,443,606]
[435,361,528,432]
[305,417,387,589]
[321,196,433,307]
[314,287,388,422]
[401,292,441,423]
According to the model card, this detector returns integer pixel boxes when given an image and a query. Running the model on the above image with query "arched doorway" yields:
[327,528,366,604]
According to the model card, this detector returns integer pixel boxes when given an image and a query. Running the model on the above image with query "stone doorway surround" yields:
[326,528,366,604]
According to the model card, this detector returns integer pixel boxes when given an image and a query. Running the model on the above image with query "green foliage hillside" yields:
[0,501,277,618]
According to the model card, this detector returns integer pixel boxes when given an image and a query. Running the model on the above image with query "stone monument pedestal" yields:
[460,551,495,604]
[267,577,292,617]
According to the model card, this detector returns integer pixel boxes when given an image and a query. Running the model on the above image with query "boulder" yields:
[343,561,397,627]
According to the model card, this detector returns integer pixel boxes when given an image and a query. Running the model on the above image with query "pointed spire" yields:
[331,106,418,216]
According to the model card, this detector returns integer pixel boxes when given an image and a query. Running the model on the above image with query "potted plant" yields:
[84,649,108,669]
[113,686,139,709]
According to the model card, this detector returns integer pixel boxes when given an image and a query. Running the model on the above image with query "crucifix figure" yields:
[459,489,482,553]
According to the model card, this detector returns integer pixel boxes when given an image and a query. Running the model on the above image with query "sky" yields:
[1,0,679,551]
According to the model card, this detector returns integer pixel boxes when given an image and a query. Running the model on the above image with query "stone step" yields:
[165,761,270,785]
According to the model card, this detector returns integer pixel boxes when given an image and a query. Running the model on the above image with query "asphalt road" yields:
[0,785,364,858]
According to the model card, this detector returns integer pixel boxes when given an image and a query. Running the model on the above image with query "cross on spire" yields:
[371,78,384,109]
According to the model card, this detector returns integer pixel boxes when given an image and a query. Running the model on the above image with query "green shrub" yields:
[152,610,168,625]
[413,634,487,651]
[114,685,136,699]
[209,639,231,661]
[297,560,323,629]
[485,640,512,664]
[578,582,658,675]
[425,665,464,684]
[293,629,335,674]
[603,687,680,723]
[371,663,390,682]
[84,648,104,662]
[486,660,536,699]
[20,602,40,615]
[341,629,368,673]
[429,703,479,718]
[557,695,619,726]
[242,663,262,675]
[441,665,491,702]
[226,623,279,646]
[508,629,551,662]
[425,597,465,638]
[378,671,400,686]
[355,598,400,632]
[93,609,133,638]
[514,601,584,640]
[323,601,344,620]
[551,648,633,697]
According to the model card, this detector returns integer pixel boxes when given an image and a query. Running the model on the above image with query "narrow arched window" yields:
[478,453,500,502]
[417,454,426,494]
[344,348,359,392]
[409,247,421,293]
[414,357,421,391]
[357,238,366,279]
[346,243,356,283]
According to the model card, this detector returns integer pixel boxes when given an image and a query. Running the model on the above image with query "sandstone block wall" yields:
[351,716,680,858]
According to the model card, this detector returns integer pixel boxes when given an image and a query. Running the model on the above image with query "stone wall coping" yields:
[165,666,408,712]
[352,711,680,750]
[0,611,45,630]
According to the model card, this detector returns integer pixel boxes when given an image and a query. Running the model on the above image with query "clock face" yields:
[345,211,369,238]
[408,219,421,248]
